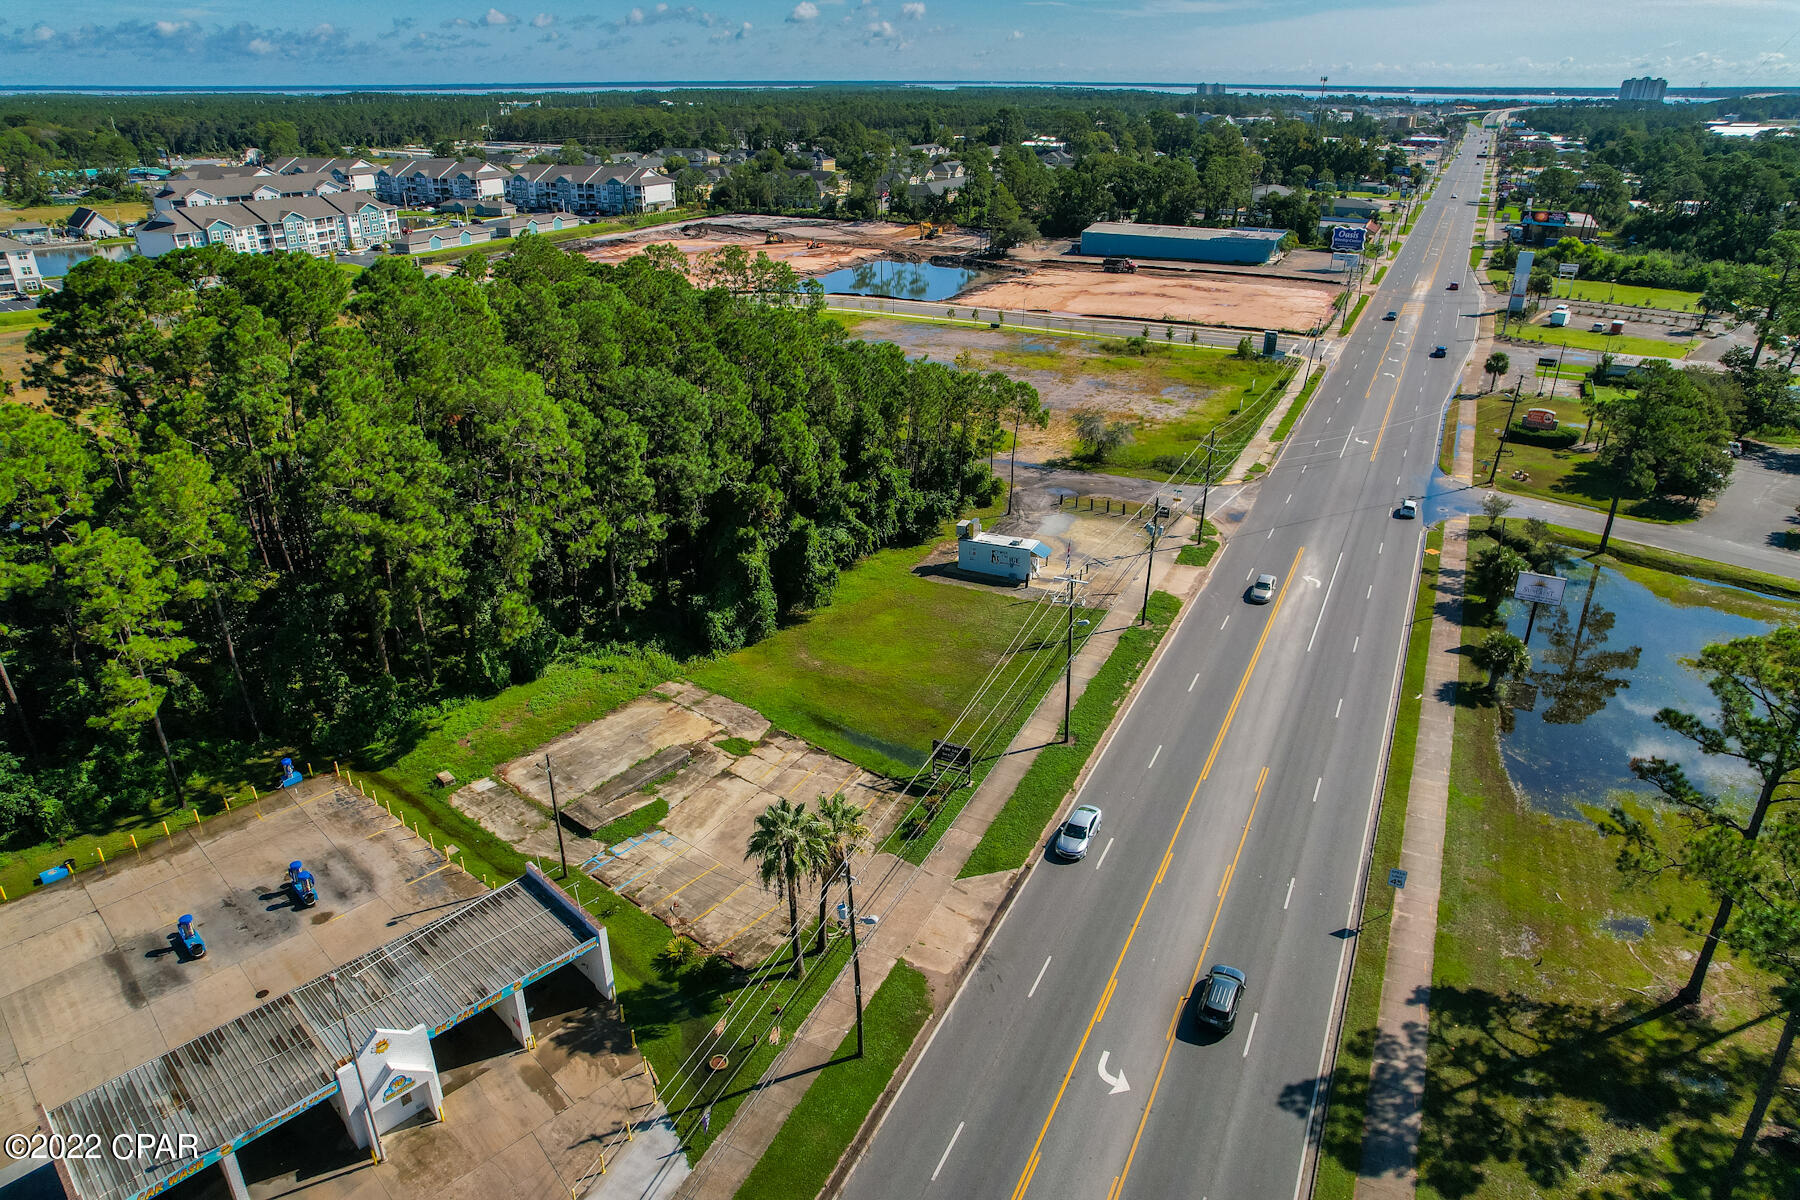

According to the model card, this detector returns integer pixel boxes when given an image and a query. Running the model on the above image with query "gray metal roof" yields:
[1082,221,1287,243]
[43,870,599,1200]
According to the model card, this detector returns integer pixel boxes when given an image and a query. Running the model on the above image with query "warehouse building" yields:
[1079,221,1289,266]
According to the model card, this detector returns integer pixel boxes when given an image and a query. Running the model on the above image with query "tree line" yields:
[0,239,1041,846]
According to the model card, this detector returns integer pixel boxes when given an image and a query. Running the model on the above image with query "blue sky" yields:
[5,1,1797,88]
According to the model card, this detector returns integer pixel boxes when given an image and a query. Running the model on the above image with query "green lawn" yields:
[958,590,1180,878]
[1,199,149,232]
[1372,265,1388,286]
[733,960,934,1200]
[1272,369,1324,442]
[1341,294,1370,334]
[689,496,1061,779]
[1541,523,1800,604]
[1473,393,1693,523]
[1315,523,1442,1200]
[1412,535,1799,1200]
[1469,245,1484,270]
[1554,279,1703,312]
[1501,322,1694,359]
[409,206,701,263]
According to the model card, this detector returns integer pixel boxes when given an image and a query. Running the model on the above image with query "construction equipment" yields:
[764,232,783,244]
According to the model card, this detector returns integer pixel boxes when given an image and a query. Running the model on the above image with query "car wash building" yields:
[38,865,613,1200]
[956,519,1052,584]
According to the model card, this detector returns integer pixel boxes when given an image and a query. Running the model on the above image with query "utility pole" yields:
[845,870,865,1058]
[1063,570,1076,743]
[1007,406,1021,516]
[330,972,384,1164]
[1487,377,1525,485]
[543,754,568,878]
[1196,432,1216,537]
[1552,338,1570,398]
[1140,506,1164,627]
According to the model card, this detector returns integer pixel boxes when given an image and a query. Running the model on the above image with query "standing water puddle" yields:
[1495,559,1783,818]
[814,258,990,302]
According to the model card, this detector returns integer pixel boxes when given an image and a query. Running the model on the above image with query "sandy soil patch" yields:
[960,265,1338,332]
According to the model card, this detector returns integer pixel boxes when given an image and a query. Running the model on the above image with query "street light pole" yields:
[845,870,865,1059]
[1062,570,1075,743]
[330,972,384,1164]
[1487,377,1526,486]
[1140,508,1163,627]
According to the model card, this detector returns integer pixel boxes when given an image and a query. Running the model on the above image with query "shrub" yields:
[1506,421,1580,449]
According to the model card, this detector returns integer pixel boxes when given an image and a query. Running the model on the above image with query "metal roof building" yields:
[40,865,613,1200]
[1080,221,1289,266]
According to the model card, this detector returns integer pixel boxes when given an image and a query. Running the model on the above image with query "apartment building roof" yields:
[138,192,394,237]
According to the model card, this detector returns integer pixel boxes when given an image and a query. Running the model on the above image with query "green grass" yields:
[0,309,49,332]
[1272,369,1324,443]
[1372,266,1387,286]
[1474,394,1693,523]
[715,737,757,756]
[1341,294,1370,334]
[1499,320,1693,359]
[690,496,1066,780]
[958,590,1180,878]
[1541,523,1800,604]
[1406,551,1798,1200]
[732,960,934,1200]
[0,199,149,230]
[1315,523,1442,1200]
[1550,279,1703,312]
[591,798,670,844]
[1469,245,1484,270]
[1175,519,1221,568]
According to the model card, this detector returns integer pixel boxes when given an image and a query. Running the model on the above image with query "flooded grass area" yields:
[813,257,993,302]
[1421,532,1800,1200]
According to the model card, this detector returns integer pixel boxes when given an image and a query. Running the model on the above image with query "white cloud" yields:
[1009,28,1024,38]
[869,19,895,36]
[247,37,274,53]
[153,20,190,36]
[901,1,925,15]
[30,23,54,42]
[629,7,646,22]
[790,1,819,19]
[484,8,513,25]
[532,11,555,26]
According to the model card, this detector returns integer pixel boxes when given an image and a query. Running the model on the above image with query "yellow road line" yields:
[693,879,748,923]
[785,759,826,798]
[718,901,780,950]
[1112,766,1269,1197]
[661,862,720,906]
[1011,560,1302,1200]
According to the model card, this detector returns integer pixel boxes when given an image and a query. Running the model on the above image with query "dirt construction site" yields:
[957,262,1340,331]
[450,682,912,966]
[580,214,987,277]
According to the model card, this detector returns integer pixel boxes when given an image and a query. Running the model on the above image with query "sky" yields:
[5,0,1799,89]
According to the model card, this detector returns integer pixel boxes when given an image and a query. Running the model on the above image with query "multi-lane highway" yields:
[841,125,1493,1200]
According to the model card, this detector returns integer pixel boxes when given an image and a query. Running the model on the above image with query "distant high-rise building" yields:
[1195,83,1226,95]
[1619,76,1668,103]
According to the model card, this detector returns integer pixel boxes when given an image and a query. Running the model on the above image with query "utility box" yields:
[1262,329,1279,355]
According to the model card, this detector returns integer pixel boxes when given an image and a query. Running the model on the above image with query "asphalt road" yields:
[840,127,1497,1200]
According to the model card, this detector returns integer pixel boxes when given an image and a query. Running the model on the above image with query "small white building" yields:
[956,519,1052,584]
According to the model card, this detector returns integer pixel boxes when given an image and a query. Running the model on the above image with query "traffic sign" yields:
[1388,868,1408,889]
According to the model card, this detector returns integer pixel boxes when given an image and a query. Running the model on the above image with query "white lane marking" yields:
[1028,956,1052,999]
[1189,673,1199,692]
[1335,698,1344,718]
[1242,1012,1260,1058]
[1286,494,1292,503]
[1301,465,1307,474]
[1366,584,1373,599]
[1247,568,1255,582]
[1378,542,1384,555]
[1268,529,1273,539]
[1095,837,1115,870]
[1284,877,1296,910]
[1339,427,1353,459]
[932,1122,965,1181]
[1305,552,1345,653]
[1396,475,1402,486]
[1148,744,1162,769]
[1312,778,1322,804]
[1353,636,1360,654]
[1221,615,1230,630]
[1097,1051,1131,1094]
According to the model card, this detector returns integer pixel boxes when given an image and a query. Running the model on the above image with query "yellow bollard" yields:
[162,820,171,839]
[96,846,105,864]
[307,763,313,777]
[192,808,200,825]
[0,885,7,902]
[130,834,139,854]
[334,761,340,775]
[223,798,231,811]
[251,785,258,801]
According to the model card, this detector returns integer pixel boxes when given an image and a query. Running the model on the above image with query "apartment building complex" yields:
[133,194,400,258]
[505,163,677,215]
[375,159,513,207]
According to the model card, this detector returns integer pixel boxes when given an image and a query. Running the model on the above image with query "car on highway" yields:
[1052,804,1102,860]
[1430,345,1447,358]
[1383,310,1397,321]
[1194,965,1246,1032]
[1396,497,1418,519]
[1446,281,1460,290]
[1247,573,1276,604]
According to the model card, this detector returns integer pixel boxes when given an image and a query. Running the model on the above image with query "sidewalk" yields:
[671,515,1222,1200]
[1354,402,1474,1198]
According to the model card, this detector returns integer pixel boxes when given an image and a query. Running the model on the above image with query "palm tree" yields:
[1471,630,1532,693]
[745,798,826,976]
[812,793,870,955]
[1483,350,1510,392]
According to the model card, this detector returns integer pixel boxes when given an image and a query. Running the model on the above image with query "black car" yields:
[1195,965,1246,1032]
[1429,345,1447,358]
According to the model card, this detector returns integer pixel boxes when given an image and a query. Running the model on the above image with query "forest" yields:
[0,240,1040,846]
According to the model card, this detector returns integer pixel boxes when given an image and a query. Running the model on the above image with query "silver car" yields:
[1053,805,1102,860]
[1248,574,1276,604]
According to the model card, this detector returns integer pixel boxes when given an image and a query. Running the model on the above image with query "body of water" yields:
[814,258,988,302]
[1495,560,1782,818]
[32,243,136,278]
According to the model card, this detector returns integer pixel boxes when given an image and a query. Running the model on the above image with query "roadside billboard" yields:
[1330,226,1367,252]
[1508,249,1535,314]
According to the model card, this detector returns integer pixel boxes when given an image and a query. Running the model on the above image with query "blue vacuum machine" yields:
[278,756,303,788]
[175,915,206,959]
[286,861,318,908]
